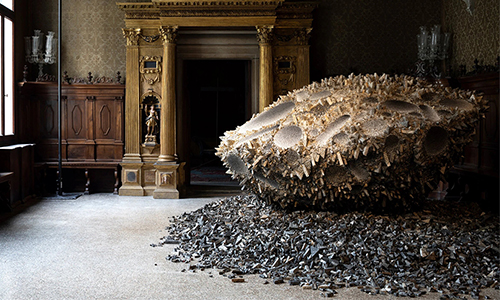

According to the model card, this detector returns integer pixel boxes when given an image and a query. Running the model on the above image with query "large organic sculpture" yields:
[216,74,486,212]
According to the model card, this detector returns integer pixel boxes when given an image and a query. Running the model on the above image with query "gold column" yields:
[122,28,142,161]
[257,26,274,113]
[158,26,178,162]
[119,28,144,196]
[154,26,180,199]
[296,28,313,88]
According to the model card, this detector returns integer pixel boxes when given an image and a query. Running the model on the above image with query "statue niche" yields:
[142,95,160,147]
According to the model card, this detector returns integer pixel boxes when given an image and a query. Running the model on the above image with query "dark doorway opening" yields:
[185,60,250,186]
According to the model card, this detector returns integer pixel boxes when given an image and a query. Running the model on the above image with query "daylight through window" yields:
[0,2,14,137]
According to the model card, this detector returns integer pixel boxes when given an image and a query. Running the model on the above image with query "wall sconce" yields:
[24,30,57,80]
[415,25,451,78]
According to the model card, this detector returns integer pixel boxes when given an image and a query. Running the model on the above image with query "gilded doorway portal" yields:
[175,29,260,187]
[184,60,250,186]
[117,0,316,198]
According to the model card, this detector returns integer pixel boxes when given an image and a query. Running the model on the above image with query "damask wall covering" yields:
[29,0,498,81]
[30,0,137,80]
[309,0,442,80]
[444,0,499,74]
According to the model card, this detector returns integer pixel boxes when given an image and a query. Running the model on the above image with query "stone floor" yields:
[0,193,498,300]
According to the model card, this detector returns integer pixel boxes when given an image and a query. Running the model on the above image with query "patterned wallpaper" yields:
[309,0,442,80]
[31,0,132,80]
[444,0,500,74]
[29,0,498,81]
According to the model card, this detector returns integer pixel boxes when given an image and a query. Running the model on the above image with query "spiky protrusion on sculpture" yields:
[216,74,486,212]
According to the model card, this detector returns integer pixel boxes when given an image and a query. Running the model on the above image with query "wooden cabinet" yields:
[19,82,125,162]
[456,72,499,177]
[18,82,125,193]
[448,72,499,207]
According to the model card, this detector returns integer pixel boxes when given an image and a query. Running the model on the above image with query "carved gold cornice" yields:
[277,1,318,20]
[117,3,155,9]
[122,28,142,46]
[159,26,179,44]
[117,1,317,28]
[256,25,274,44]
[274,27,312,45]
[118,0,283,19]
[121,10,277,19]
[124,13,160,20]
[295,27,313,46]
[117,3,158,19]
[158,10,276,17]
[152,0,282,8]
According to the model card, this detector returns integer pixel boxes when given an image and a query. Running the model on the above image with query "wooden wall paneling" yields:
[478,76,499,174]
[96,99,115,161]
[16,85,32,143]
[17,82,38,144]
[21,145,35,200]
[38,84,59,162]
[93,88,125,162]
[64,87,94,162]
[85,95,96,161]
[66,94,84,161]
[0,145,19,203]
[17,82,125,194]
[61,95,68,161]
[115,95,124,151]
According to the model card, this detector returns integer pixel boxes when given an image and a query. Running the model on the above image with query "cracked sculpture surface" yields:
[216,74,486,212]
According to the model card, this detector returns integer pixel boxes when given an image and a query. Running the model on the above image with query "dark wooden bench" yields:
[44,162,120,195]
[0,172,14,211]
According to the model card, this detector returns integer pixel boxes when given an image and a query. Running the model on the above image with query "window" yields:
[0,2,13,138]
[0,1,12,11]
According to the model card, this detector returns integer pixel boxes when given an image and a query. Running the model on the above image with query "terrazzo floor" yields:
[0,193,498,300]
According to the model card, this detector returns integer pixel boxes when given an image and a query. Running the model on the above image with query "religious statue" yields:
[144,105,158,146]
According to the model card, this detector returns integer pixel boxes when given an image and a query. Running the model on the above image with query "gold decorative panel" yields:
[159,172,174,187]
[140,56,162,85]
[273,55,297,98]
[126,171,137,183]
[144,169,156,183]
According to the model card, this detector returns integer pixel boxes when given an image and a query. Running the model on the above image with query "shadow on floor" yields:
[185,184,243,198]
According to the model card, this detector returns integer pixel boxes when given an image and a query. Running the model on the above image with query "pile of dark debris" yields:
[153,194,499,299]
